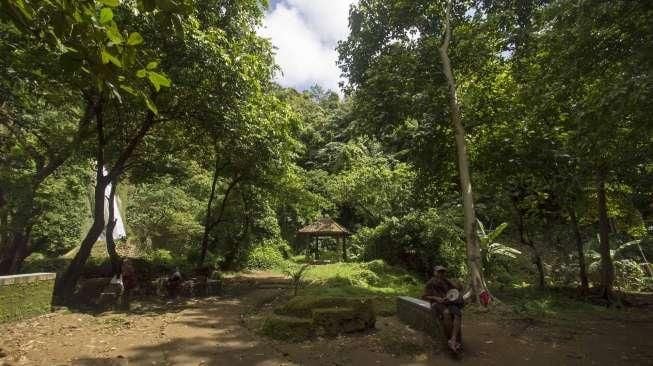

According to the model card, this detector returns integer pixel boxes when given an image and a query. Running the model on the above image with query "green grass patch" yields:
[273,260,423,316]
[0,279,55,323]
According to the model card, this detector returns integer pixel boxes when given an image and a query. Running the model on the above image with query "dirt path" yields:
[1,276,652,365]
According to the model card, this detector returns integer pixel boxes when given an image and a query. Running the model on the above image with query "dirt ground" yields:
[1,274,652,366]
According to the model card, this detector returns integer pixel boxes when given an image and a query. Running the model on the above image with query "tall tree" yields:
[338,0,491,301]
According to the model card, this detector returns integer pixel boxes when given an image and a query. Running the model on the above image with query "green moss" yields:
[276,295,374,318]
[0,279,54,323]
[260,315,314,342]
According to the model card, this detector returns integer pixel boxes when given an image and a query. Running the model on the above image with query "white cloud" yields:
[258,0,357,92]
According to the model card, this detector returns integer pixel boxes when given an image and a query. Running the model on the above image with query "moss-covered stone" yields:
[312,305,375,336]
[0,277,55,323]
[276,296,376,318]
[260,315,314,342]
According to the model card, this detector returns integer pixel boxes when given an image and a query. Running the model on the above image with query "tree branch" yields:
[108,110,156,181]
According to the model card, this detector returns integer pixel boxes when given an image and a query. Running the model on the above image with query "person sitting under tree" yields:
[422,265,465,352]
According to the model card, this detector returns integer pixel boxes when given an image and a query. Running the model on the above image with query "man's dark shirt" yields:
[423,277,460,304]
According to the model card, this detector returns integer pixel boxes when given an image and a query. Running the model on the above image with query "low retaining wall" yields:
[0,273,56,323]
[396,296,444,338]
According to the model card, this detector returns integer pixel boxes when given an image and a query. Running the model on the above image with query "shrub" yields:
[614,259,646,291]
[589,258,646,291]
[246,241,285,270]
[20,254,70,274]
[148,249,175,267]
[356,209,466,278]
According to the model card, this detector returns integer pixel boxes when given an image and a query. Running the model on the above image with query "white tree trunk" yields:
[438,0,488,303]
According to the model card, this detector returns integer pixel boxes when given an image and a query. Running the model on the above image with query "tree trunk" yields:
[199,156,221,267]
[55,104,155,303]
[219,192,251,271]
[0,187,7,251]
[106,178,122,275]
[198,174,241,267]
[55,163,108,303]
[438,0,487,302]
[55,100,108,303]
[533,249,546,288]
[569,207,589,294]
[596,174,614,300]
[0,231,30,274]
[513,204,546,288]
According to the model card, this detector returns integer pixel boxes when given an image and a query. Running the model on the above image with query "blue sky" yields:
[258,0,358,93]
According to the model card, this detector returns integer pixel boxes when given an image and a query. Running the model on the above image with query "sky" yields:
[258,0,358,93]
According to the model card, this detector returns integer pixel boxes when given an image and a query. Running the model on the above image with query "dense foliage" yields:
[0,0,651,304]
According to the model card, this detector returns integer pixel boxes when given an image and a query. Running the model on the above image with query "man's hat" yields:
[434,265,447,272]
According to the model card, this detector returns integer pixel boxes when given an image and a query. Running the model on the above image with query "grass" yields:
[0,278,55,323]
[272,260,423,316]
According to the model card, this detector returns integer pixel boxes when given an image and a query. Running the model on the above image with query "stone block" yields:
[396,296,444,339]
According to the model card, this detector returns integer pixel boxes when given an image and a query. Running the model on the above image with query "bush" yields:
[614,259,646,291]
[20,254,70,274]
[355,209,466,278]
[246,240,285,270]
[589,258,647,291]
[148,249,175,267]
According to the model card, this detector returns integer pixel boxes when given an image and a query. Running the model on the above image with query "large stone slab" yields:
[396,296,444,339]
[0,273,56,323]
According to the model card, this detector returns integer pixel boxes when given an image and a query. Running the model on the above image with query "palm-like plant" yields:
[283,264,310,296]
[477,220,522,274]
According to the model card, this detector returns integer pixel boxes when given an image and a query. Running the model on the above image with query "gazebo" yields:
[297,218,351,262]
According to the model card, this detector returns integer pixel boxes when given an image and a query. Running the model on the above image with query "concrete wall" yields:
[396,296,444,339]
[0,273,56,323]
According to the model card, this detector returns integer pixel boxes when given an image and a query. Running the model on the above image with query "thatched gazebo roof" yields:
[297,218,351,237]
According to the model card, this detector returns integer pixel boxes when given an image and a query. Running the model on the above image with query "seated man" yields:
[422,265,464,352]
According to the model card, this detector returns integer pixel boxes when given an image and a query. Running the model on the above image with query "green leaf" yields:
[101,50,122,67]
[99,7,113,24]
[146,61,158,70]
[136,69,147,78]
[147,71,171,91]
[119,84,137,95]
[105,24,123,44]
[143,95,158,114]
[100,0,120,7]
[126,32,143,46]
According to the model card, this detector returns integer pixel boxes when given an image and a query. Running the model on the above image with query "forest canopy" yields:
[0,0,651,305]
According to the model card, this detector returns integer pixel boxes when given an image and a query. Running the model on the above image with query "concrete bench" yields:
[396,296,444,338]
[0,273,56,323]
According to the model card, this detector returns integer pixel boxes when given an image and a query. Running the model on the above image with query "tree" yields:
[338,0,491,301]
[520,0,653,301]
[0,16,96,274]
